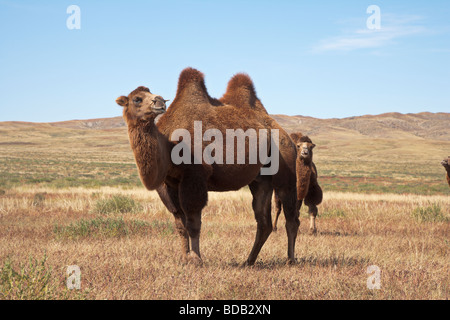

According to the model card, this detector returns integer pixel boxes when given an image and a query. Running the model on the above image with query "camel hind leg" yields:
[245,176,274,266]
[305,182,322,235]
[277,186,300,264]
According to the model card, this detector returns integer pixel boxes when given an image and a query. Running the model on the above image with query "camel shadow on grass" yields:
[315,230,358,237]
[225,254,369,269]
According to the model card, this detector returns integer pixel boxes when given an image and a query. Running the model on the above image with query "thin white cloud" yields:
[312,14,427,53]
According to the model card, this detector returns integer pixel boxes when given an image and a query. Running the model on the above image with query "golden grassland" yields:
[0,120,449,194]
[0,187,448,300]
[0,119,449,299]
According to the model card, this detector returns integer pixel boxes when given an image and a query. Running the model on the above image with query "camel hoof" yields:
[180,254,189,264]
[187,252,203,266]
[273,227,278,232]
[241,260,255,268]
[308,228,317,236]
[286,258,297,266]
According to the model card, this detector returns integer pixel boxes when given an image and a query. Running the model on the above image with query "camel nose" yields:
[152,97,167,112]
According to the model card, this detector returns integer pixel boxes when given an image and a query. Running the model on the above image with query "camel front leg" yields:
[174,215,190,258]
[185,213,202,265]
[272,192,282,231]
[156,184,190,261]
[178,167,208,265]
[308,205,318,235]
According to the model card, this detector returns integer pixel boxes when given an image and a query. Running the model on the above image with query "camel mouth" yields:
[144,108,165,116]
[442,160,449,166]
[152,108,166,115]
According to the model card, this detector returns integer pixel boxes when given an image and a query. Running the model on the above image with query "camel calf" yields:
[442,157,450,187]
[273,133,323,235]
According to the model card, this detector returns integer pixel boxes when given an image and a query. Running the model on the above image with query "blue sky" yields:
[0,0,449,122]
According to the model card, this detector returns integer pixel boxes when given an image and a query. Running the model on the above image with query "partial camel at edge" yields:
[442,157,450,187]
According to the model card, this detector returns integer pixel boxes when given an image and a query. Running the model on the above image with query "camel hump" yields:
[174,67,210,103]
[220,73,259,109]
[226,73,256,97]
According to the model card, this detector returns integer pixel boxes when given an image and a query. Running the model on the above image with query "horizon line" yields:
[1,111,448,125]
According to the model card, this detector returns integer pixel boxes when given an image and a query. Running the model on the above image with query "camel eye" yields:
[133,97,142,104]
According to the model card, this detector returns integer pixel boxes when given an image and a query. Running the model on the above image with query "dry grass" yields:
[1,120,449,194]
[0,119,449,299]
[0,187,448,300]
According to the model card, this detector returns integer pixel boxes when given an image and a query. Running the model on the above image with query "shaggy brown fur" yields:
[442,157,450,187]
[130,86,151,96]
[220,73,261,112]
[116,67,299,265]
[296,136,313,200]
[273,133,323,234]
[289,132,302,146]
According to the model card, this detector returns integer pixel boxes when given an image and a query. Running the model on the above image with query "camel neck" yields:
[298,157,312,166]
[126,118,171,190]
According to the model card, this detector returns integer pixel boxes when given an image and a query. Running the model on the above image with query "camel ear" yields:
[116,96,128,107]
[290,133,302,144]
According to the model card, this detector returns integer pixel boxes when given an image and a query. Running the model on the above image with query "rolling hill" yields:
[45,112,450,141]
[0,112,449,194]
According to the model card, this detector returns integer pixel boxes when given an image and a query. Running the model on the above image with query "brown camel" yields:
[116,68,298,265]
[273,133,323,235]
[442,157,450,187]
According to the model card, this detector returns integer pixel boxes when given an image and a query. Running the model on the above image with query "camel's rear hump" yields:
[220,73,267,112]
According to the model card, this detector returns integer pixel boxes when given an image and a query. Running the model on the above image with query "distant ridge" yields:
[48,117,126,130]
[1,112,449,141]
[271,112,450,141]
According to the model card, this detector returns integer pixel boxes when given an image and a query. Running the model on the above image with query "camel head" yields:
[297,136,315,161]
[442,157,450,169]
[290,132,303,144]
[116,86,169,122]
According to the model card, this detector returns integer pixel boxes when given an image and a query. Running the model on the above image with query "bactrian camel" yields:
[273,133,323,234]
[116,68,299,265]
